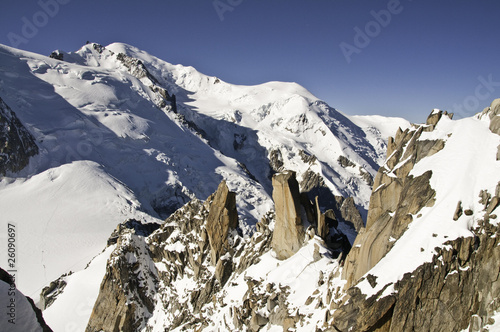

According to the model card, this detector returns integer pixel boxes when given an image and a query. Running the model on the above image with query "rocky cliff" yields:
[271,171,305,259]
[332,105,500,331]
[342,111,450,288]
[0,97,38,176]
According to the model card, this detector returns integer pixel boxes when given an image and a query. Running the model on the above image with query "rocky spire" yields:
[206,180,238,266]
[271,171,305,260]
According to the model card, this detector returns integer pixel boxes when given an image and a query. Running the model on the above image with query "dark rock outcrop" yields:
[268,149,284,174]
[49,50,64,61]
[0,97,38,176]
[39,273,68,310]
[300,169,364,232]
[107,219,160,246]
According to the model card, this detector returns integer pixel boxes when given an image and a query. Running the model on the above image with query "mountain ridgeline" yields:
[0,42,499,331]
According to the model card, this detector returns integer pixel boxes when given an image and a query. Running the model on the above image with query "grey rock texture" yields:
[86,233,157,332]
[0,97,38,176]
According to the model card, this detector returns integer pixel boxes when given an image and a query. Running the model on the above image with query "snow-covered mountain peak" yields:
[0,41,410,308]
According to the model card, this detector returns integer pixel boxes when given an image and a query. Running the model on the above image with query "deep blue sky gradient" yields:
[1,0,499,122]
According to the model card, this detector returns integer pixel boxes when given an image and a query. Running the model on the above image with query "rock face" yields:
[343,111,446,288]
[86,233,158,332]
[271,171,305,260]
[86,181,264,331]
[331,107,500,331]
[0,97,38,176]
[299,169,364,232]
[424,109,453,131]
[206,181,238,265]
[333,217,500,332]
[486,98,500,135]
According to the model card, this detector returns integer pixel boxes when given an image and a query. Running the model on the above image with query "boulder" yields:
[271,171,305,260]
[453,201,463,221]
[487,196,500,215]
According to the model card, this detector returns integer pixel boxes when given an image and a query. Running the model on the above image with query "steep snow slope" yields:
[43,245,116,332]
[68,42,392,210]
[0,161,155,297]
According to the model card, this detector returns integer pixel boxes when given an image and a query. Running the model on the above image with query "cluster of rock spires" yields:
[332,104,500,332]
[81,169,359,331]
[79,104,500,331]
[2,58,500,331]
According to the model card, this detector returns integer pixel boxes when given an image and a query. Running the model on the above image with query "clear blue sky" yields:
[1,0,499,123]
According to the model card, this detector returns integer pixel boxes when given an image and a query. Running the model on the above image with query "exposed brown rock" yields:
[316,196,329,240]
[86,234,157,332]
[271,171,305,260]
[487,196,500,215]
[206,180,238,266]
[333,218,500,332]
[453,201,463,221]
[343,121,441,289]
[424,109,453,132]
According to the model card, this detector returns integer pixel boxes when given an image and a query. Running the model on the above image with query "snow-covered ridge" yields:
[353,111,500,296]
[0,41,403,302]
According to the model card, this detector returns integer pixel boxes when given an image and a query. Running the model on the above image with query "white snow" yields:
[0,41,417,331]
[43,245,115,332]
[0,161,155,298]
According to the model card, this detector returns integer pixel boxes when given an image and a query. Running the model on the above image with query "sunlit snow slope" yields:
[0,42,406,299]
